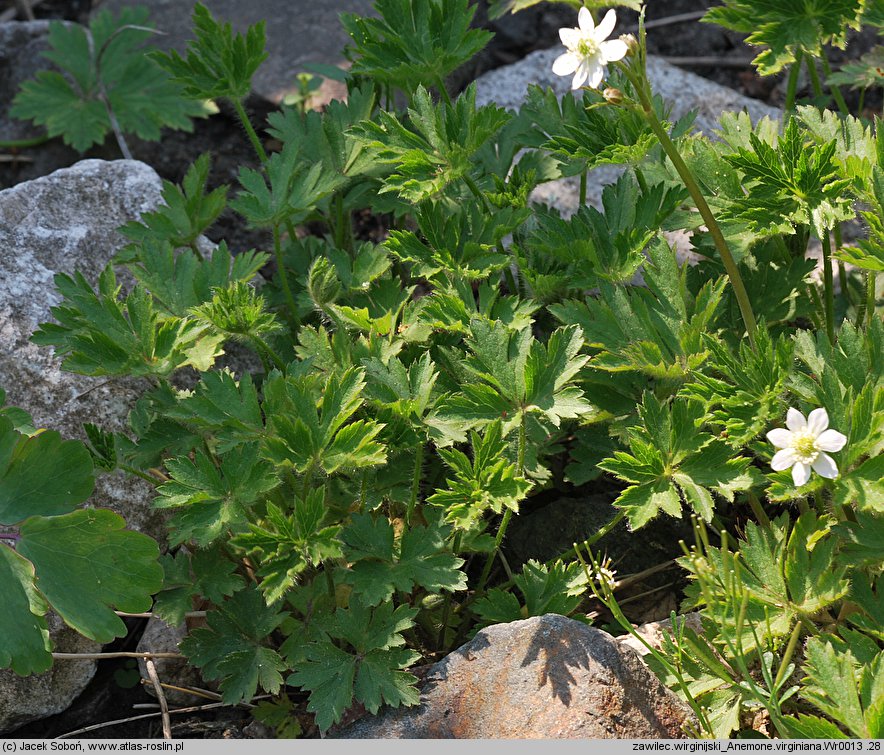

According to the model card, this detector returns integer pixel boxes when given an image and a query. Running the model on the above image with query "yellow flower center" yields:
[577,37,599,58]
[792,432,819,463]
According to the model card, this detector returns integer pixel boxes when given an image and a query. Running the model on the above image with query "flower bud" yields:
[603,87,624,105]
[620,33,639,56]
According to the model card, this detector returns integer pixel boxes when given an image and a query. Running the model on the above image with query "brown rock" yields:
[332,614,696,739]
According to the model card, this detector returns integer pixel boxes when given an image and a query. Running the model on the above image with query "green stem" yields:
[333,193,353,253]
[435,76,453,108]
[325,567,336,602]
[250,333,286,372]
[120,464,162,485]
[821,229,836,343]
[819,54,850,116]
[407,442,424,525]
[437,531,462,652]
[618,64,758,346]
[554,509,627,564]
[273,225,300,325]
[864,272,877,329]
[783,53,803,119]
[834,224,850,311]
[579,169,587,207]
[231,98,269,164]
[0,134,52,149]
[747,492,770,528]
[475,414,527,595]
[462,173,491,214]
[806,57,825,102]
[773,619,804,691]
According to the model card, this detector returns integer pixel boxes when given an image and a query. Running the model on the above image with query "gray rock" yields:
[137,618,207,706]
[0,612,100,733]
[0,159,169,541]
[92,0,376,104]
[618,613,704,658]
[0,21,58,143]
[474,49,781,214]
[332,614,696,738]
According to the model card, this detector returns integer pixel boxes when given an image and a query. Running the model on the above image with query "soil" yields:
[2,0,880,740]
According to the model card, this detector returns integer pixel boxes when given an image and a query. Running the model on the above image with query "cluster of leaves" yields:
[11,7,208,152]
[5,0,883,742]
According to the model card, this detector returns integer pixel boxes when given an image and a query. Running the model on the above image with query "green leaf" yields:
[263,367,387,476]
[341,0,491,95]
[828,46,884,91]
[32,267,223,377]
[385,200,526,282]
[230,142,343,228]
[703,0,863,76]
[190,280,281,343]
[150,2,267,101]
[801,636,878,738]
[0,545,51,675]
[723,117,854,237]
[18,509,162,644]
[153,546,244,626]
[599,394,754,529]
[550,237,725,384]
[288,598,421,731]
[11,9,205,151]
[163,369,264,453]
[124,241,268,318]
[780,714,848,739]
[232,489,343,605]
[119,153,229,252]
[428,421,532,529]
[0,417,94,525]
[341,513,466,605]
[181,586,287,703]
[351,84,509,202]
[155,445,279,547]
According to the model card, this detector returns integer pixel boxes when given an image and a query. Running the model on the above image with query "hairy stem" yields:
[783,53,803,119]
[819,54,850,117]
[821,229,836,343]
[407,442,424,525]
[273,225,300,325]
[475,414,527,595]
[231,98,268,164]
[618,63,758,345]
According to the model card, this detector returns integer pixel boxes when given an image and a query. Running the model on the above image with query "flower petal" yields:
[578,6,595,33]
[816,429,847,452]
[812,452,839,479]
[792,462,810,487]
[786,407,806,432]
[553,52,580,76]
[594,8,617,41]
[572,63,589,89]
[806,407,829,436]
[766,428,794,448]
[771,448,798,471]
[559,27,581,49]
[586,62,606,89]
[600,38,628,63]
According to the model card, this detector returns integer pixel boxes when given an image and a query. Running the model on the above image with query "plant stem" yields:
[250,333,286,372]
[325,566,336,602]
[475,414,527,595]
[773,619,803,691]
[407,442,424,525]
[783,53,803,120]
[554,509,627,564]
[833,224,850,311]
[0,134,52,149]
[821,229,836,343]
[437,531,462,651]
[462,173,491,214]
[579,169,587,206]
[819,54,850,116]
[747,492,770,527]
[273,225,300,325]
[618,63,758,346]
[231,98,268,164]
[806,57,825,102]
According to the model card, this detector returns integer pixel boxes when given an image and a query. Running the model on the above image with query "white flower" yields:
[766,408,847,487]
[552,8,629,90]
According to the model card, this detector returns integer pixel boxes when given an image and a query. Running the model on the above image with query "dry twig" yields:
[144,659,172,740]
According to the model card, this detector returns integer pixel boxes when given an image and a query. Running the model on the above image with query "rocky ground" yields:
[0,0,879,740]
